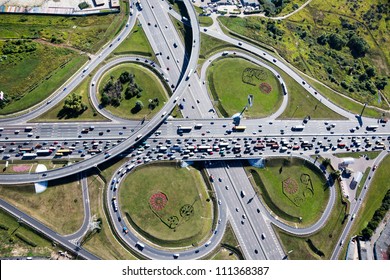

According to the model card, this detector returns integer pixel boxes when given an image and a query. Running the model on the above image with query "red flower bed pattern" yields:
[283,177,298,194]
[259,82,272,94]
[149,192,168,211]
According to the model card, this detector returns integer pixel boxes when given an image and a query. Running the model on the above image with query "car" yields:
[218,177,222,182]
[225,185,229,190]
[235,207,239,212]
[238,41,242,46]
[261,233,266,239]
[42,173,47,177]
[372,165,377,171]
[204,28,207,32]
[218,200,221,205]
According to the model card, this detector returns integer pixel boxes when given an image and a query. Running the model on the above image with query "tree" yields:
[63,93,87,116]
[101,93,110,106]
[317,34,327,45]
[375,77,388,90]
[322,158,331,168]
[119,71,134,84]
[330,170,341,179]
[328,33,345,51]
[361,227,373,240]
[347,35,369,58]
[131,100,144,114]
[365,66,376,78]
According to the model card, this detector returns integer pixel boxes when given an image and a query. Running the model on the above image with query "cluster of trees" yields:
[317,32,369,58]
[361,189,390,240]
[101,71,143,107]
[101,78,123,107]
[266,21,285,37]
[362,3,389,30]
[315,27,388,95]
[148,98,160,110]
[1,40,37,55]
[61,93,87,117]
[258,0,293,16]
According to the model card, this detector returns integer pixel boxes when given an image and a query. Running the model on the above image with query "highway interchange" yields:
[0,0,389,261]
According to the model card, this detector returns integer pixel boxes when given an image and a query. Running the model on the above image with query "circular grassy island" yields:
[246,157,330,226]
[207,57,283,118]
[97,63,168,120]
[118,162,213,248]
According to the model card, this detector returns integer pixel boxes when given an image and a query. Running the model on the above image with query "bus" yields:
[19,147,33,153]
[22,153,37,159]
[177,126,192,133]
[126,164,135,172]
[194,123,203,129]
[232,126,246,132]
[36,149,52,156]
[291,125,304,131]
[366,125,379,131]
[57,149,72,155]
[186,69,193,80]
[281,83,287,95]
[88,149,102,154]
[197,145,211,151]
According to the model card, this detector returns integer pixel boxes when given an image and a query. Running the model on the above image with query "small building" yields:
[111,0,120,8]
[94,0,106,6]
[341,157,355,166]
[350,171,363,189]
[241,0,258,7]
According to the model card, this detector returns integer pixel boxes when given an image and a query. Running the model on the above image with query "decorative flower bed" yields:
[259,82,272,94]
[149,192,168,211]
[283,177,299,194]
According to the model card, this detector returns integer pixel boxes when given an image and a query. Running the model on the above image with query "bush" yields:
[328,33,345,51]
[15,233,37,247]
[0,224,9,230]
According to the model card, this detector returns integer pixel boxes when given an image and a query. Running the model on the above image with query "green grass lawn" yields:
[209,222,242,260]
[0,176,83,235]
[355,167,371,199]
[0,42,88,115]
[305,75,385,119]
[0,9,127,53]
[274,178,348,259]
[82,173,137,260]
[247,157,329,226]
[113,21,155,59]
[199,16,213,27]
[0,209,58,258]
[33,73,107,122]
[333,151,381,159]
[119,162,213,247]
[199,33,234,60]
[338,154,390,259]
[207,57,283,118]
[97,63,169,120]
[218,0,390,110]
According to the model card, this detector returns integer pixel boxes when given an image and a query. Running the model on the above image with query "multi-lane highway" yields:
[0,0,388,261]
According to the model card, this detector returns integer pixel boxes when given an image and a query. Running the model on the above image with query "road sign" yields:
[248,94,253,107]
